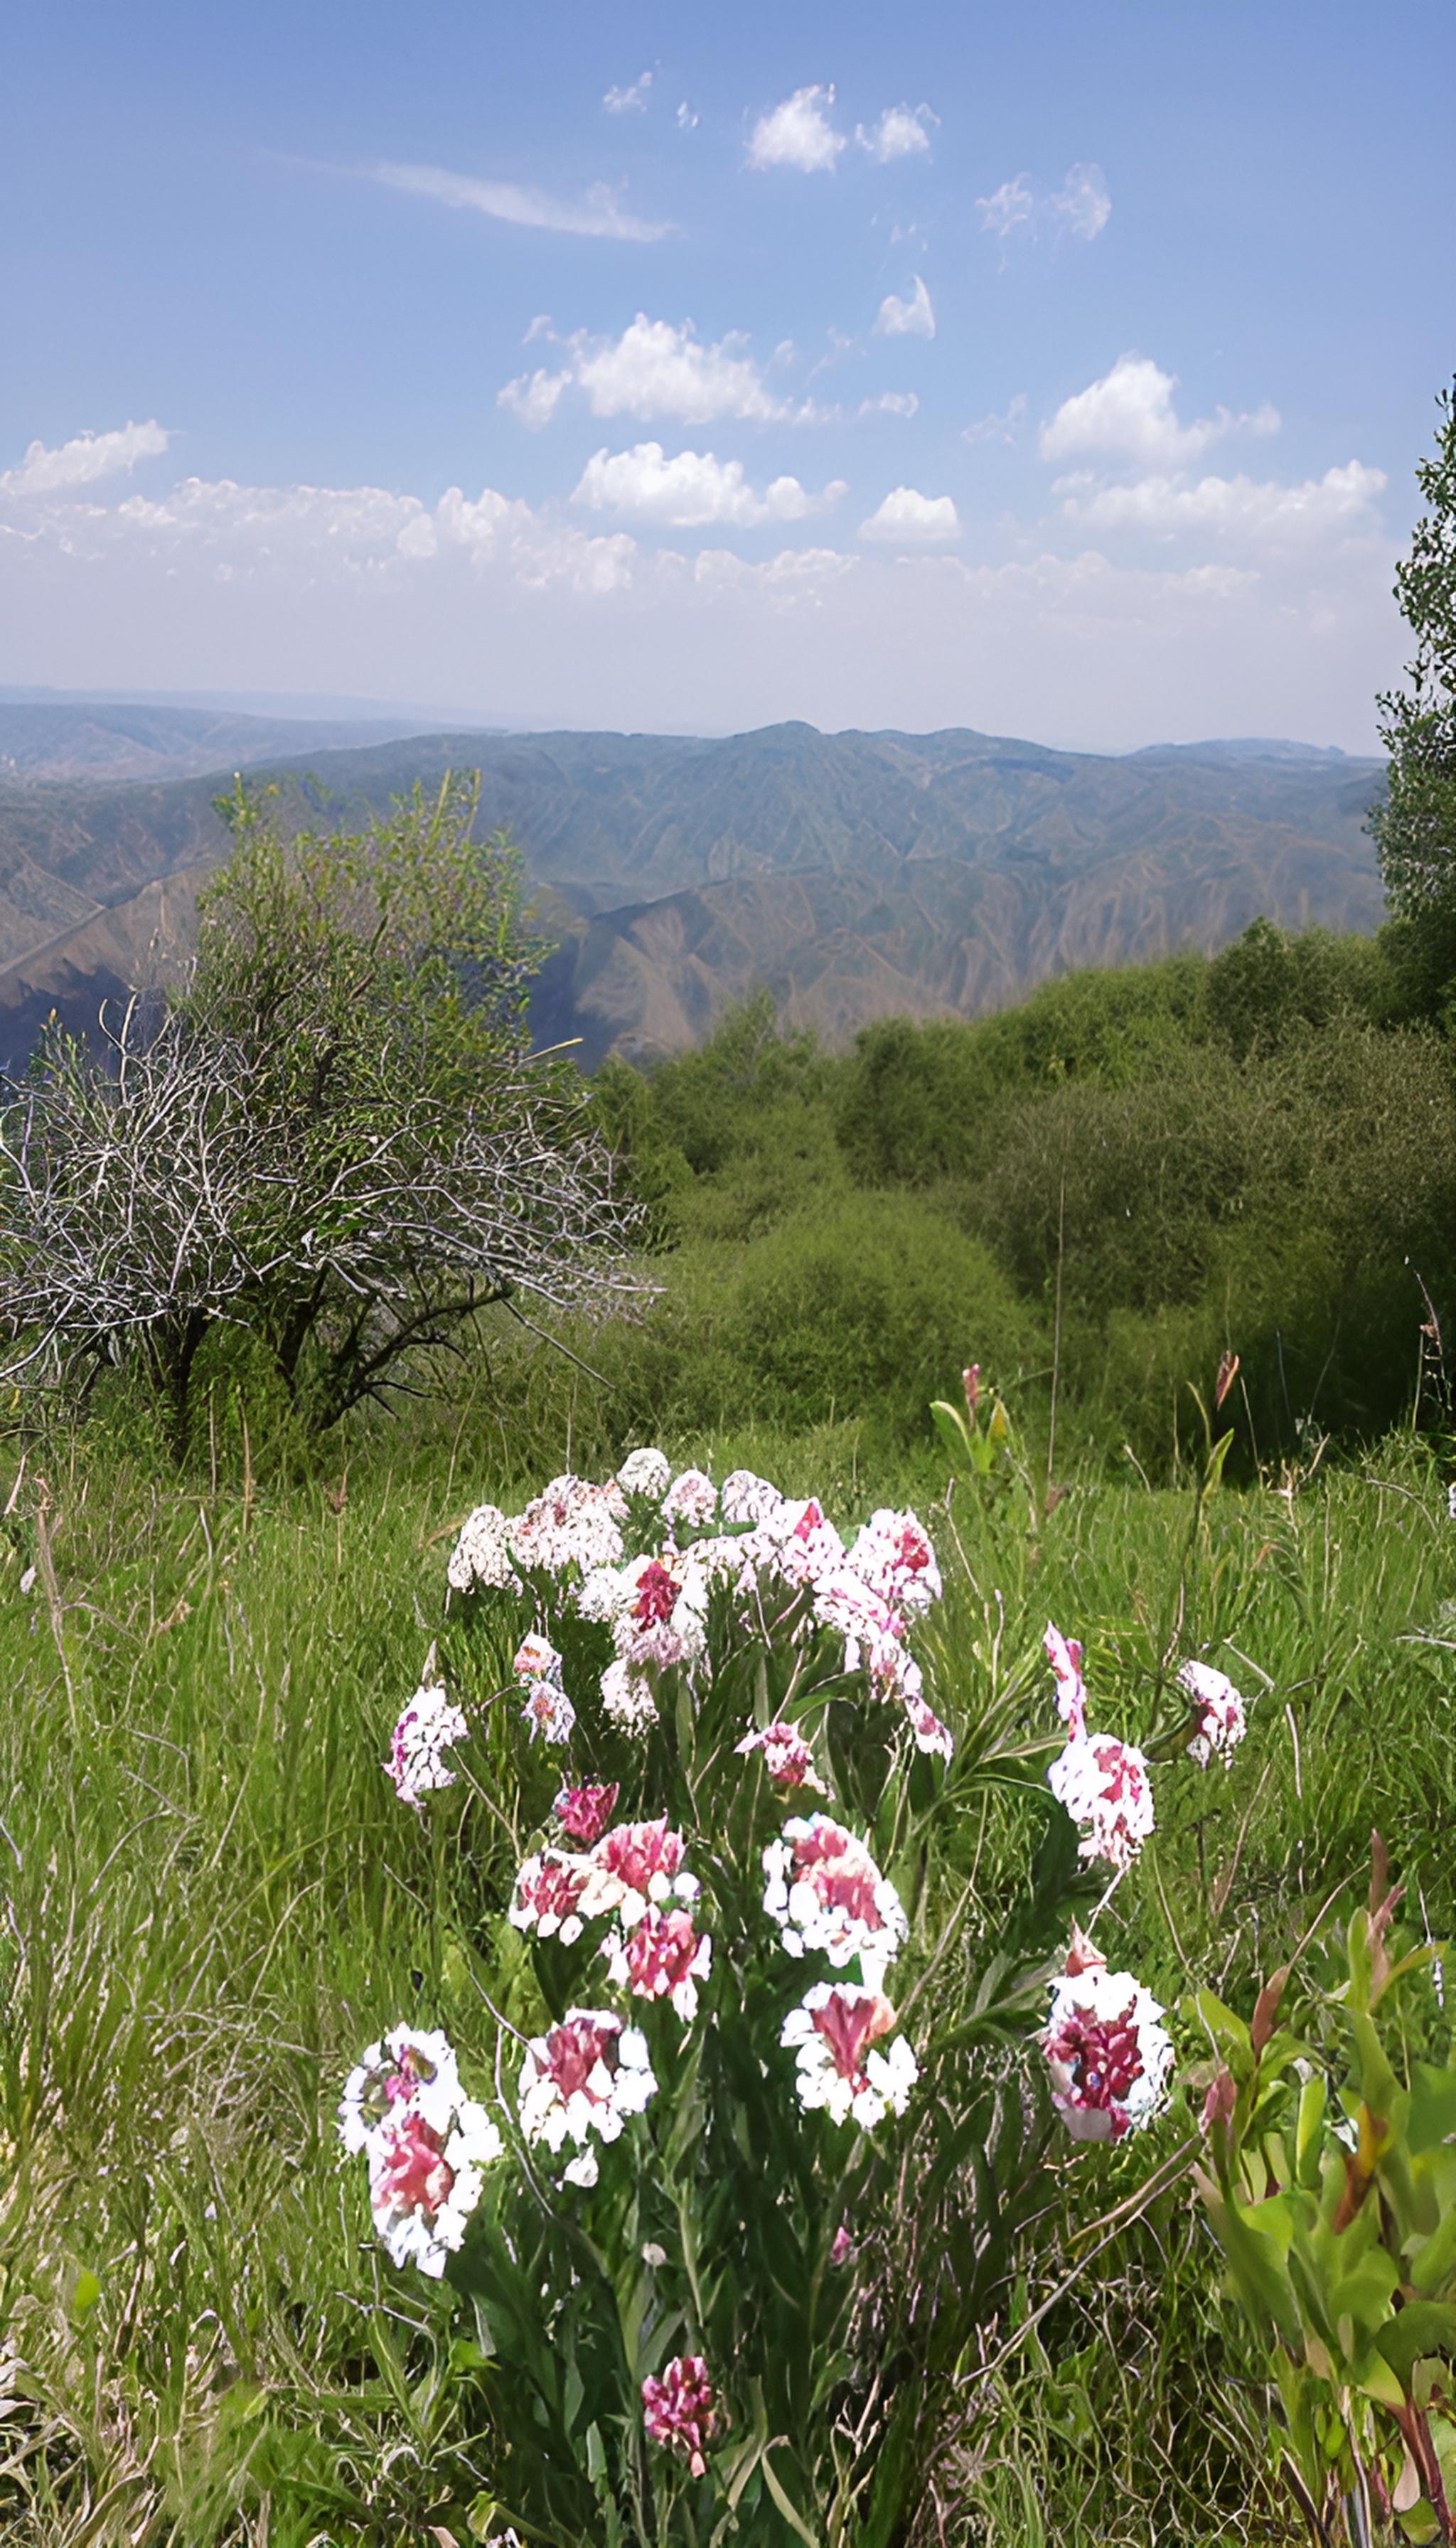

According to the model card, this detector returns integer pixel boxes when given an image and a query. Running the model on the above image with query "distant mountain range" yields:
[0,702,1387,1074]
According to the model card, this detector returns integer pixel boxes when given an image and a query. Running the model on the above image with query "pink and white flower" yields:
[1177,1659,1249,1767]
[846,1509,942,1617]
[518,2008,657,2187]
[780,1981,919,2128]
[642,2354,717,2478]
[447,1503,518,1594]
[600,1657,658,1733]
[338,2024,464,2155]
[340,2023,502,2276]
[663,1467,718,1531]
[509,1848,595,1943]
[555,1782,620,1846]
[601,1903,712,2021]
[1044,1622,1088,1740]
[735,1719,827,1792]
[1041,1932,1172,2142]
[762,1816,908,1969]
[613,1553,707,1671]
[510,1474,626,1577]
[1047,1733,1155,1872]
[721,1470,784,1528]
[520,1678,576,1747]
[616,1446,672,1500]
[582,1818,697,1927]
[904,1694,955,1761]
[385,1682,469,1806]
[367,2098,501,2275]
[513,1629,562,1684]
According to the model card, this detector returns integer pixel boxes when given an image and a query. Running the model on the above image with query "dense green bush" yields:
[719,1190,1044,1442]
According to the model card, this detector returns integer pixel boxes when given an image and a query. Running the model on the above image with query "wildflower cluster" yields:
[1037,1620,1254,2140]
[341,1445,1211,2539]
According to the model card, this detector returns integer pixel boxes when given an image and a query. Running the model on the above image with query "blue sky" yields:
[2,0,1452,746]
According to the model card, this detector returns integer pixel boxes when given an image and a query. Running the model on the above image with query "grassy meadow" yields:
[4,1390,1455,2545]
[5,916,1456,2543]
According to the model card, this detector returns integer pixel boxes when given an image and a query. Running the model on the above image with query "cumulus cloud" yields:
[370,160,670,242]
[1040,355,1280,469]
[874,276,936,340]
[856,103,937,161]
[746,85,846,173]
[0,419,172,498]
[3,451,1401,750]
[572,442,847,528]
[498,314,814,429]
[859,486,960,543]
[977,161,1110,244]
[496,368,571,429]
[1057,460,1387,546]
[604,70,652,113]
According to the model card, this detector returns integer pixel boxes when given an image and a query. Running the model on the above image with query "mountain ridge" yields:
[0,715,1387,1073]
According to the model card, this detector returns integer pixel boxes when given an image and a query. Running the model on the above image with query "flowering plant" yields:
[340,1450,1225,2543]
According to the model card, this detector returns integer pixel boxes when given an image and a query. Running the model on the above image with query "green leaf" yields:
[1376,2302,1456,2385]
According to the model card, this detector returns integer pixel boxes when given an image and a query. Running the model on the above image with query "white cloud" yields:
[1,456,1402,751]
[1048,162,1112,240]
[494,315,842,431]
[859,486,960,543]
[978,161,1110,245]
[572,442,846,528]
[746,85,846,174]
[370,160,670,242]
[677,102,700,130]
[874,276,936,340]
[963,393,1027,446]
[1058,460,1387,546]
[856,103,937,161]
[497,368,572,429]
[604,70,652,113]
[0,419,172,498]
[577,317,784,423]
[1040,355,1281,469]
[858,392,920,419]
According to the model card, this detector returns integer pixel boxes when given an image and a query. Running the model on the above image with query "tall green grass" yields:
[1,1415,1453,2543]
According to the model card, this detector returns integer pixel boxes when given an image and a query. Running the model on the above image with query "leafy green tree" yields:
[1371,381,1456,1008]
[0,774,642,1442]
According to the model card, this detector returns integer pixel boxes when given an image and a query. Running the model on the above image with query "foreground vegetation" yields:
[3,1391,1455,2544]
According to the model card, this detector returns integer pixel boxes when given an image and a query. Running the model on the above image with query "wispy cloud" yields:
[1040,356,1279,469]
[604,70,653,114]
[977,161,1111,245]
[676,102,700,131]
[573,442,846,528]
[370,160,670,242]
[963,393,1027,446]
[856,103,936,162]
[873,276,936,340]
[0,419,172,498]
[746,85,846,173]
[497,369,572,429]
[859,392,920,419]
[1057,461,1385,546]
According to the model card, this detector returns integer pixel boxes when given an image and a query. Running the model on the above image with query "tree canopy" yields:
[0,774,643,1440]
